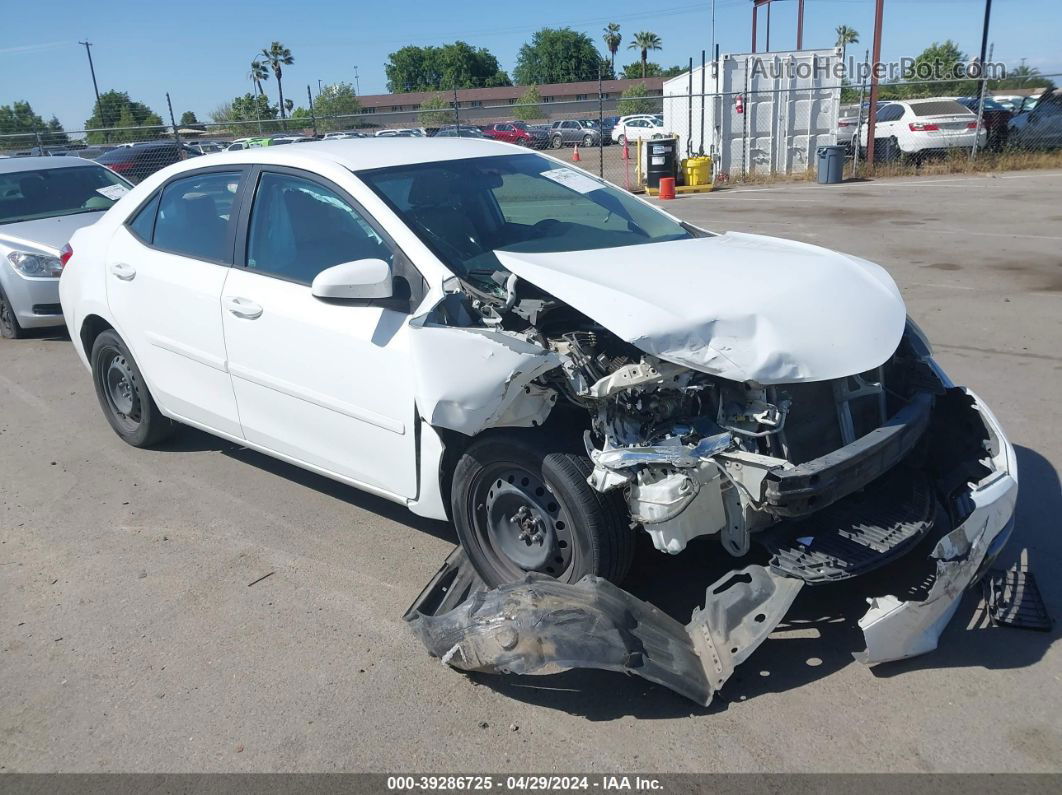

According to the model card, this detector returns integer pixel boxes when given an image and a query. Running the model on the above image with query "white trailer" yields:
[663,48,843,179]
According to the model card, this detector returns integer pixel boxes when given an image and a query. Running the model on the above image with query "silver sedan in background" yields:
[0,157,132,338]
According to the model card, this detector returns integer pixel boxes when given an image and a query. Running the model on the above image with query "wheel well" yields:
[432,405,593,520]
[79,314,114,359]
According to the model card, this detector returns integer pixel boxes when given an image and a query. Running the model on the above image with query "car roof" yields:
[153,138,527,174]
[0,156,109,174]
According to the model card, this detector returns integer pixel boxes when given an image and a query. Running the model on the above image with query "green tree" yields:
[385,42,509,92]
[84,91,164,143]
[627,31,662,79]
[513,85,543,121]
[988,63,1054,92]
[313,82,362,131]
[618,82,656,116]
[418,94,456,128]
[835,25,859,65]
[513,28,611,85]
[0,101,69,148]
[620,61,686,80]
[603,23,622,72]
[261,41,294,119]
[248,59,270,96]
[900,40,976,96]
[212,93,280,134]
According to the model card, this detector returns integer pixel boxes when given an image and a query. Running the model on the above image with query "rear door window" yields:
[152,171,242,262]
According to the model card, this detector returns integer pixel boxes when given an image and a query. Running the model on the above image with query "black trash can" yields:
[817,145,845,184]
[645,137,679,189]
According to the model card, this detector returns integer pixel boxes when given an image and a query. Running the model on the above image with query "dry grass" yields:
[717,148,1062,187]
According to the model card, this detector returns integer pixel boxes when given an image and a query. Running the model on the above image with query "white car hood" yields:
[495,232,907,384]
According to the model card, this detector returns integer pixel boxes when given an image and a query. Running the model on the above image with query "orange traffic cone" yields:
[572,144,581,163]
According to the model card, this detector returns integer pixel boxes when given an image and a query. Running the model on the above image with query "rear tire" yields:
[91,329,175,448]
[0,287,24,339]
[451,432,635,589]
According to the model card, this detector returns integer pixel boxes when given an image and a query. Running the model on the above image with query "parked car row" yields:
[836,88,1062,159]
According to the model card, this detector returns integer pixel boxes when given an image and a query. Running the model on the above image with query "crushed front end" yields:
[404,250,1017,704]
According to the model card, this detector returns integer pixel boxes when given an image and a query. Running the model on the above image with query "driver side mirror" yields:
[311,258,392,300]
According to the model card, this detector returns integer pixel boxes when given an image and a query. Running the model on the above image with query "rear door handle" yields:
[223,296,263,320]
[109,262,136,281]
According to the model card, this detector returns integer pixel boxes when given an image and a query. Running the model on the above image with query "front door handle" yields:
[109,262,136,281]
[223,296,263,320]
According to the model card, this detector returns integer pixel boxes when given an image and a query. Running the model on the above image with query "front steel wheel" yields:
[451,432,635,588]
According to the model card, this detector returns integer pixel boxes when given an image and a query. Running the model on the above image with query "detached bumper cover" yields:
[856,387,1018,665]
[405,554,802,706]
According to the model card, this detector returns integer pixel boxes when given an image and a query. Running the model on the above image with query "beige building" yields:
[351,77,665,128]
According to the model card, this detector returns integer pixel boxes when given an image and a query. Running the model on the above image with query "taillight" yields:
[838,120,853,127]
[967,121,979,129]
[59,243,73,268]
[107,160,133,173]
[909,122,940,131]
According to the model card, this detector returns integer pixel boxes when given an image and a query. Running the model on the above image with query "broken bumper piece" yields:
[856,387,1019,665]
[405,550,802,706]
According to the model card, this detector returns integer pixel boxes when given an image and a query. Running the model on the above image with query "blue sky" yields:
[3,0,1059,131]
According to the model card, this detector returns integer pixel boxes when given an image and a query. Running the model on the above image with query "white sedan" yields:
[611,116,666,145]
[858,98,986,159]
[59,139,1016,688]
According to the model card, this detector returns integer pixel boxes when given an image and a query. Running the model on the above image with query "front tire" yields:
[91,329,175,448]
[582,134,594,147]
[0,287,24,339]
[551,135,563,149]
[451,432,635,589]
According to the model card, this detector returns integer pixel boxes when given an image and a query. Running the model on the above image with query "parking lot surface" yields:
[1,170,1060,773]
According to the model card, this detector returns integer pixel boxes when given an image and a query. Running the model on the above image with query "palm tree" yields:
[261,41,295,119]
[603,23,622,72]
[835,25,859,65]
[628,32,662,79]
[248,60,269,97]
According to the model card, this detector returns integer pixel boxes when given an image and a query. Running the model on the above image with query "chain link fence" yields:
[2,75,1058,192]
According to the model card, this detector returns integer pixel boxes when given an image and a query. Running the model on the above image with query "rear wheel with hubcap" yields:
[451,432,635,588]
[91,329,175,447]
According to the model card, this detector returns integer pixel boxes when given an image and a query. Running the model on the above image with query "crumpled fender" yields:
[407,320,560,436]
[405,550,803,706]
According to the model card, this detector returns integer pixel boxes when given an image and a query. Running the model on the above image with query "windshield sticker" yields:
[540,167,603,194]
[96,184,129,200]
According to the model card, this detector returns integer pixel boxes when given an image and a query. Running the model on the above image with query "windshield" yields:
[359,153,695,292]
[0,165,131,224]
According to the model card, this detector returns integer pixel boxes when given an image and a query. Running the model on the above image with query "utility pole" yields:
[766,0,772,52]
[353,66,360,95]
[79,41,103,125]
[977,0,993,78]
[318,79,323,96]
[711,0,716,59]
[864,0,885,171]
[307,84,318,138]
[797,0,805,50]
